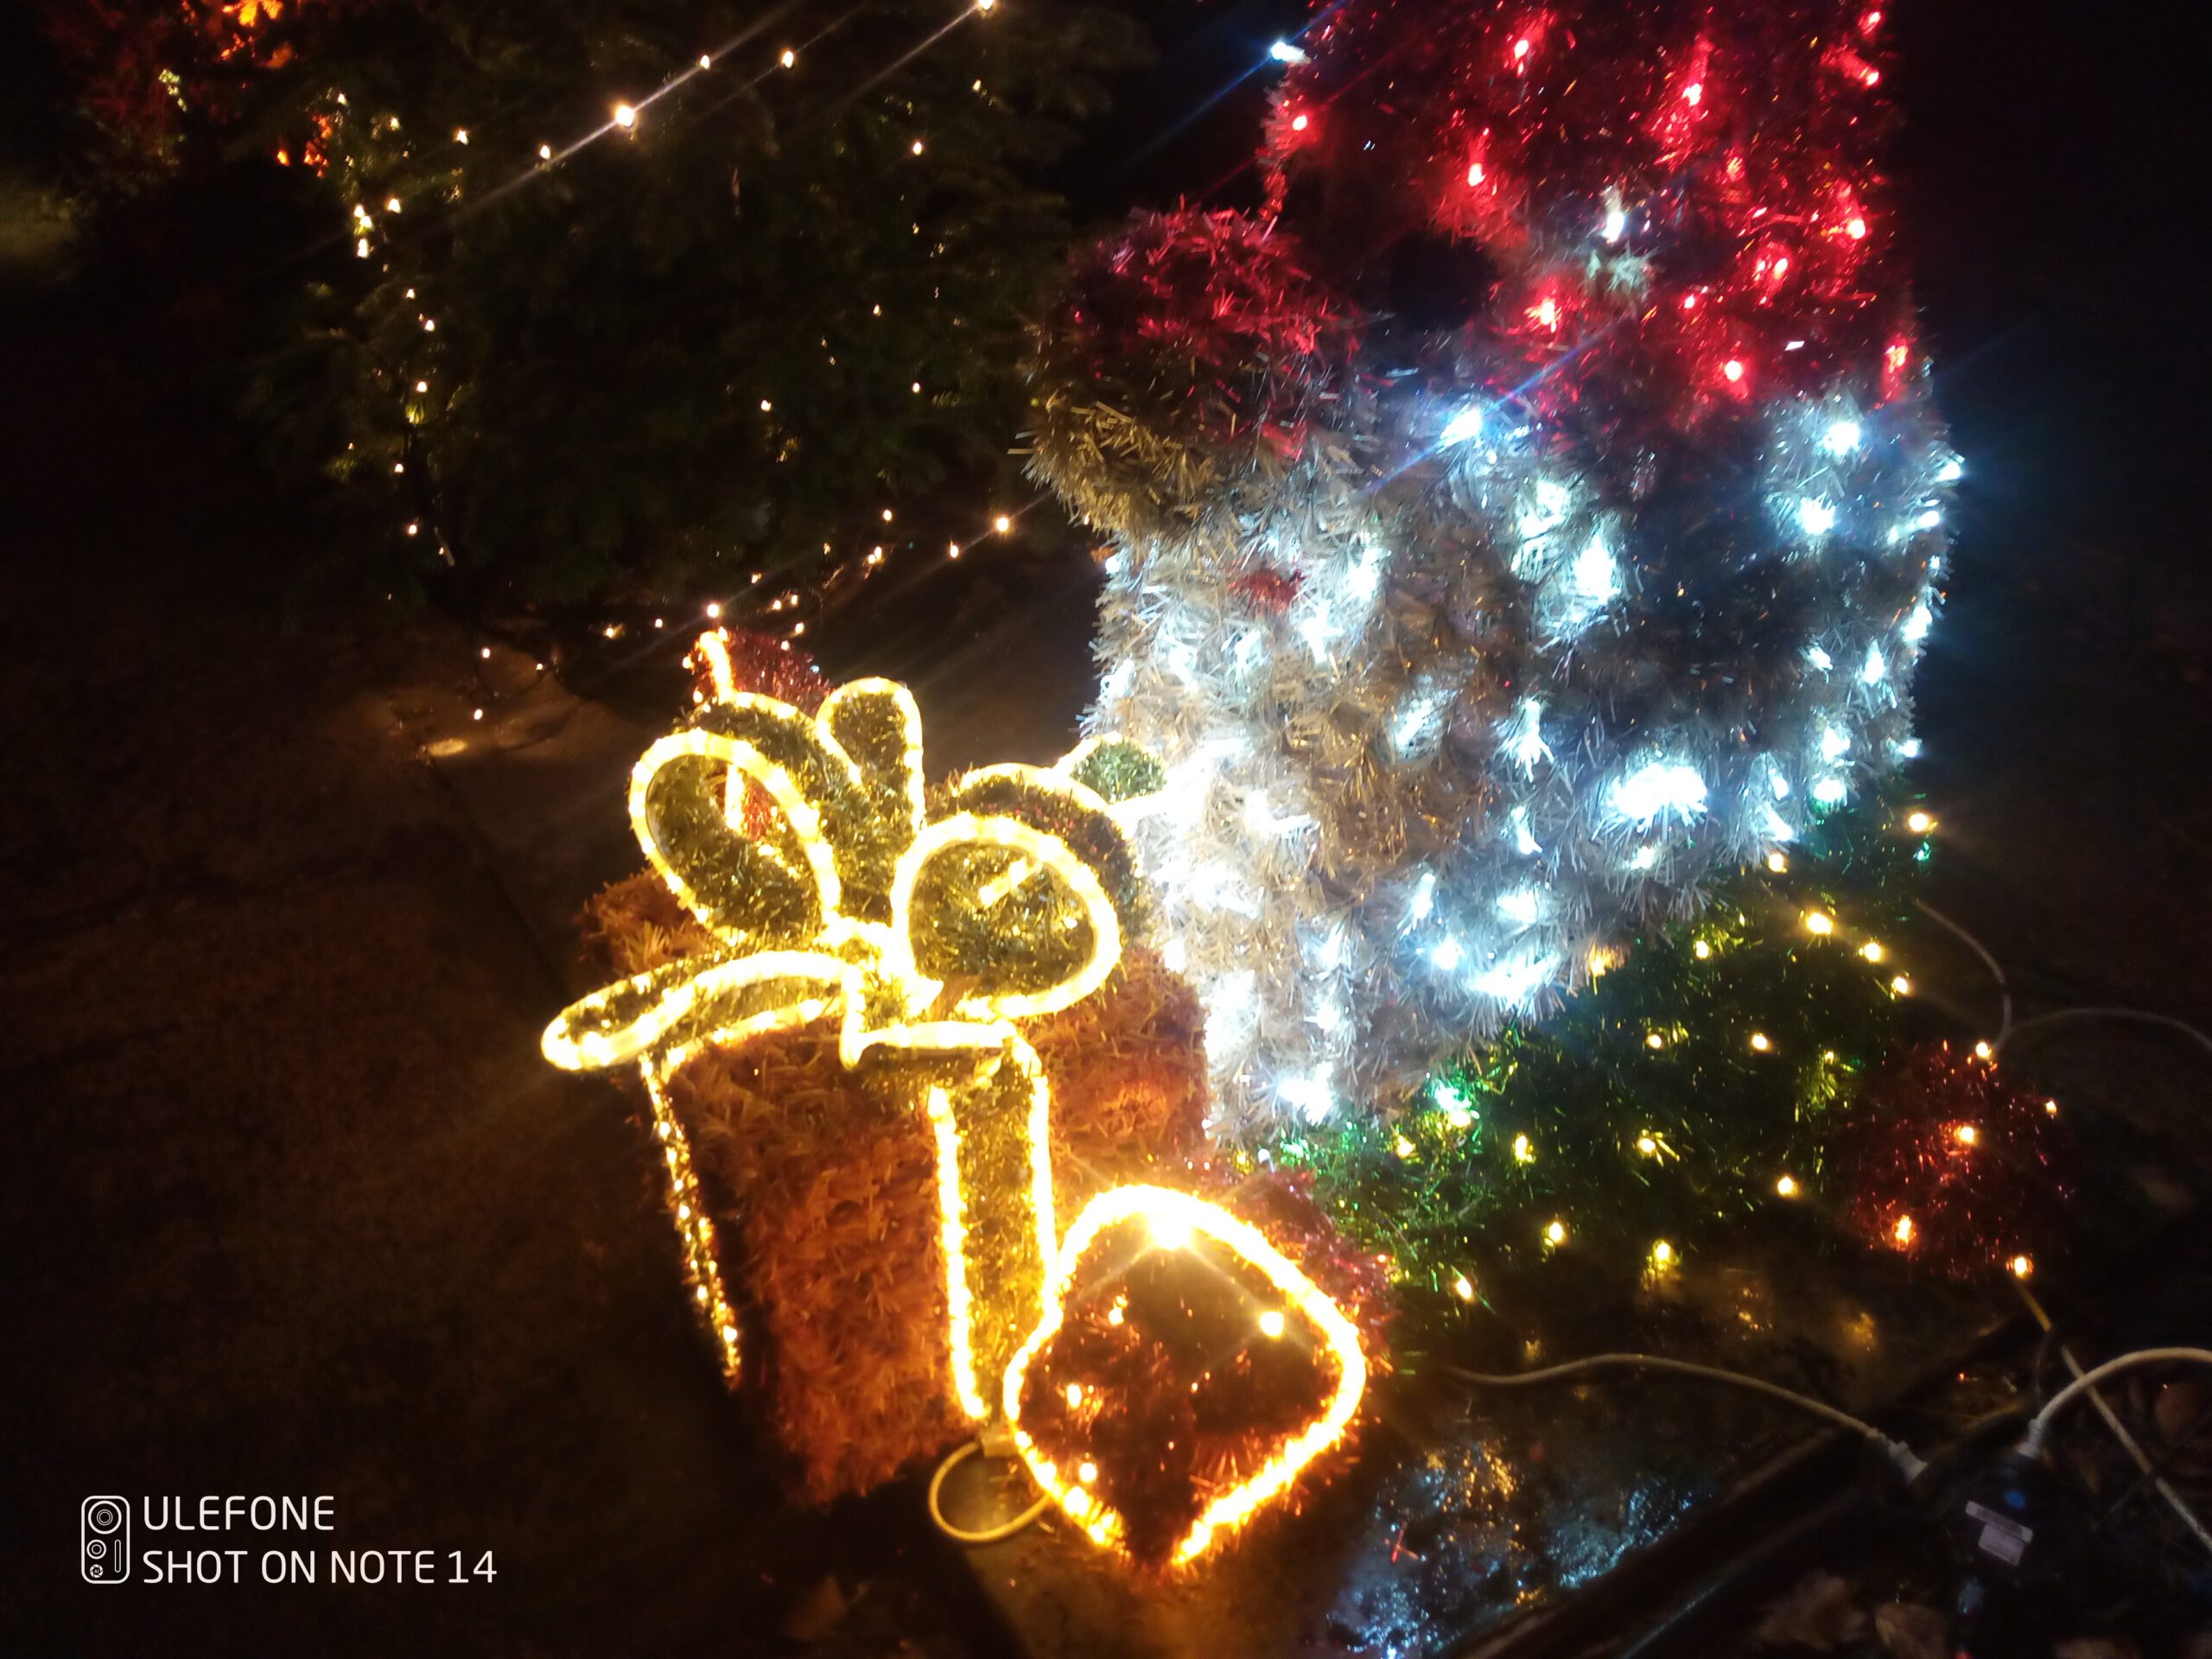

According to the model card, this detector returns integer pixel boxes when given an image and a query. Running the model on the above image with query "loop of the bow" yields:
[542,680,1153,1076]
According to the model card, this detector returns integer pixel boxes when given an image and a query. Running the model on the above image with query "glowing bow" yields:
[543,677,1146,1411]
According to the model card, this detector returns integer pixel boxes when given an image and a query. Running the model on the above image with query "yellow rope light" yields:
[543,677,1363,1563]
[1001,1185,1369,1566]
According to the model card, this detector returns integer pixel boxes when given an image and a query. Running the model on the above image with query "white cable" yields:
[1446,1354,1927,1482]
[1997,1007,2212,1062]
[1913,899,2212,1062]
[2021,1348,2212,1460]
[2015,1287,2212,1559]
[925,1439,1052,1545]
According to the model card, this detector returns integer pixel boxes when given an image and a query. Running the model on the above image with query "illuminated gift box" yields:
[583,875,1211,1502]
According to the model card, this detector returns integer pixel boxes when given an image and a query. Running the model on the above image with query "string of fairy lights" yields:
[290,0,1033,733]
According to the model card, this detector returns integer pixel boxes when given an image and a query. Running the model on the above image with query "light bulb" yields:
[1440,406,1485,446]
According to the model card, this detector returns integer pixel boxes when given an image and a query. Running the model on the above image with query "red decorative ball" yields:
[1230,568,1304,616]
[686,626,826,712]
[1829,1041,2073,1281]
[1028,210,1351,537]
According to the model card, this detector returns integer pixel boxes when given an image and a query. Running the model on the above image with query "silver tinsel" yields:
[1079,378,1951,1135]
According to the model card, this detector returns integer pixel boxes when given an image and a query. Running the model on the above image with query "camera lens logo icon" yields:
[82,1497,129,1583]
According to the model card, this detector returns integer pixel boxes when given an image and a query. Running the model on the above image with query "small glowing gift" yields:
[543,669,1366,1564]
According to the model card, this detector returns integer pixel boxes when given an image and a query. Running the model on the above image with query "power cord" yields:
[1443,1353,1929,1483]
[2018,1347,2212,1461]
[1914,899,2212,1063]
[2012,1284,2212,1559]
[926,1438,1052,1546]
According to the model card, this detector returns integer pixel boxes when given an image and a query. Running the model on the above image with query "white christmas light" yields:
[1861,644,1887,683]
[1269,40,1309,63]
[1503,697,1551,772]
[1571,535,1619,603]
[1510,806,1540,856]
[1812,776,1848,804]
[1606,760,1707,825]
[1798,497,1838,537]
[1472,952,1556,1005]
[1518,480,1573,546]
[1407,870,1437,923]
[1497,887,1542,926]
[1807,645,1834,671]
[1903,601,1933,643]
[1440,406,1485,446]
[1277,1068,1335,1122]
[1821,419,1862,455]
[1936,456,1964,482]
[1432,937,1465,971]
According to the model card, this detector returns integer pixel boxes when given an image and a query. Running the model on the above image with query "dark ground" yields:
[6,3,2212,1655]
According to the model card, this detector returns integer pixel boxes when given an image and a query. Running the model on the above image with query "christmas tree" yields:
[1028,0,1957,1135]
[234,0,1144,604]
